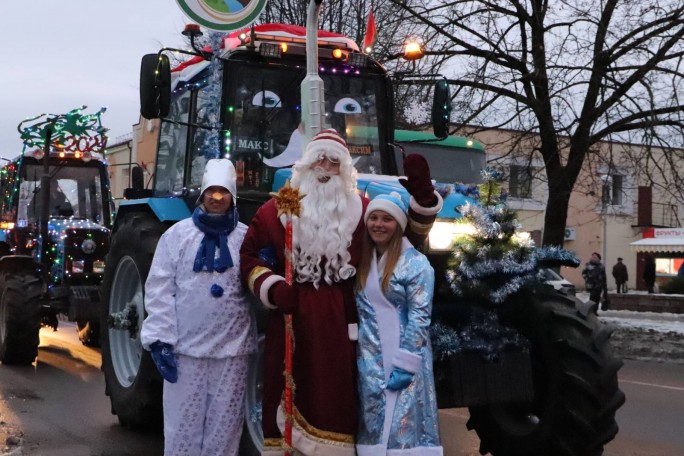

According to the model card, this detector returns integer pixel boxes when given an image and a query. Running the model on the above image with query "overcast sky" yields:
[1,1,192,159]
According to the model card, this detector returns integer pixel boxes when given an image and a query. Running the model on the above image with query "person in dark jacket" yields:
[612,257,628,293]
[643,253,657,293]
[582,252,607,312]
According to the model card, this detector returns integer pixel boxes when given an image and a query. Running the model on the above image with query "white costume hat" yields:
[197,159,237,204]
[364,191,408,232]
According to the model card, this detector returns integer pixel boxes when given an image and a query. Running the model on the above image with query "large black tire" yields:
[77,320,100,347]
[100,213,167,430]
[0,273,42,365]
[239,335,265,455]
[466,291,625,456]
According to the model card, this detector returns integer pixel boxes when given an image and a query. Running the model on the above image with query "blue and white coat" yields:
[355,238,443,456]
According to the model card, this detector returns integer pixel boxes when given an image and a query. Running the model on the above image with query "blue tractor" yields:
[100,2,623,455]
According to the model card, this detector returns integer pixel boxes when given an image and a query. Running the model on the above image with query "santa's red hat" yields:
[303,128,350,162]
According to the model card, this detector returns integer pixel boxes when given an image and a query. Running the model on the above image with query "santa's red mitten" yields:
[268,281,299,314]
[398,154,436,207]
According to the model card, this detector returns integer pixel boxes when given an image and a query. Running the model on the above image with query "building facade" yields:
[469,128,684,291]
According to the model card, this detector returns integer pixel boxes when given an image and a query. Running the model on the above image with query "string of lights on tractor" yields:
[167,24,424,162]
[18,105,109,160]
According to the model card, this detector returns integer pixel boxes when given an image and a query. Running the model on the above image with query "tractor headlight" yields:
[72,260,85,274]
[93,260,105,274]
[428,220,477,252]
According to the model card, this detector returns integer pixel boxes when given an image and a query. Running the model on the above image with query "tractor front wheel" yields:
[467,292,625,456]
[100,213,166,430]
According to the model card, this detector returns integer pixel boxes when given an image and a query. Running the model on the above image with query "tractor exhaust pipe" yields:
[301,0,325,141]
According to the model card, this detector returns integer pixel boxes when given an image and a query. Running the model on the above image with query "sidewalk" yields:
[577,291,684,335]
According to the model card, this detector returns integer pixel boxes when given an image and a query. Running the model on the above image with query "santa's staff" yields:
[270,180,304,456]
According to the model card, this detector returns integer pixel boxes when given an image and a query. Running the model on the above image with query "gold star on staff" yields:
[270,180,305,217]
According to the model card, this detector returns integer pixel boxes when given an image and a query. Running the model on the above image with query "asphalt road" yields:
[438,359,684,456]
[0,323,163,456]
[0,324,681,455]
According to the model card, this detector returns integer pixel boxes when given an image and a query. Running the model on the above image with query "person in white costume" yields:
[354,192,443,455]
[141,159,256,456]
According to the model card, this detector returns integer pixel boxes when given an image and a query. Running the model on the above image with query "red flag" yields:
[362,10,377,51]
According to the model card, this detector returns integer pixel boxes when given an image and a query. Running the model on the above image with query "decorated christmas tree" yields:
[430,169,580,361]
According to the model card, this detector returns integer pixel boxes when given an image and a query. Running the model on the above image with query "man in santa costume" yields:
[240,129,442,456]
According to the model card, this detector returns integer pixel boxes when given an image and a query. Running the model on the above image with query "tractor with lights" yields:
[100,1,623,454]
[0,107,112,364]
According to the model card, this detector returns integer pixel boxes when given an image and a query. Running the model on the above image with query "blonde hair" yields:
[356,227,404,293]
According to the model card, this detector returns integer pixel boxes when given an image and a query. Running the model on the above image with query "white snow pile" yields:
[579,292,684,364]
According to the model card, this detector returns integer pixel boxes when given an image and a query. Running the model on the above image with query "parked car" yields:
[540,268,576,295]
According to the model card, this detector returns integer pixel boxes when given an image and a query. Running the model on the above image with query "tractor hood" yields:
[272,169,476,220]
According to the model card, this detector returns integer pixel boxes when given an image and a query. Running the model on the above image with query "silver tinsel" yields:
[199,31,226,160]
[430,315,530,362]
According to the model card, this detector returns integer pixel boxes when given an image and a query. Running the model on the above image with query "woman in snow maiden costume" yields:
[355,192,443,455]
[141,159,256,456]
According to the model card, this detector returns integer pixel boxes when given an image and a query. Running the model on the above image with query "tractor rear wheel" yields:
[466,292,625,456]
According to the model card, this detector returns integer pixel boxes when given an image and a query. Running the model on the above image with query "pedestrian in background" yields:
[582,252,608,313]
[612,257,628,293]
[141,159,256,456]
[643,253,657,294]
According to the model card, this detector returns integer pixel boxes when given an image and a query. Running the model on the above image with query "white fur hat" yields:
[197,159,237,204]
[303,128,350,162]
[364,192,408,232]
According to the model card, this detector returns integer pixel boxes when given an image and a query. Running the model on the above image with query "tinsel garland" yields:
[430,314,530,362]
[199,31,226,160]
[438,168,578,360]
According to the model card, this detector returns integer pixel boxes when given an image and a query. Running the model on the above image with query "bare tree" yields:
[385,0,684,246]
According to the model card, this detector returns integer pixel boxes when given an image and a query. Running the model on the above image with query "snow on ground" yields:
[575,292,684,364]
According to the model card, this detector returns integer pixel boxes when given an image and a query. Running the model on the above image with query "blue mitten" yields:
[149,341,178,383]
[386,367,414,391]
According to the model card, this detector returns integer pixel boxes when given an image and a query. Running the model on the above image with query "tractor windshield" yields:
[18,163,107,225]
[227,63,387,190]
[153,60,389,197]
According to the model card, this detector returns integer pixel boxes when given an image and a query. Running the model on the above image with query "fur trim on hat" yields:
[365,192,408,232]
[302,129,350,163]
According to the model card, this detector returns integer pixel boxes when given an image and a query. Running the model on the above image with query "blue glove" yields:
[386,367,414,391]
[149,341,178,383]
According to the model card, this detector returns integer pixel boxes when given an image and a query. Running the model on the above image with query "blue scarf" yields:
[192,206,238,273]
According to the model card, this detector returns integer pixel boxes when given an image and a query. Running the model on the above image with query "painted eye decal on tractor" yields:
[334,97,363,114]
[252,90,282,108]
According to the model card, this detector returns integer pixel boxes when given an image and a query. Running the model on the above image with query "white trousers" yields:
[163,354,249,456]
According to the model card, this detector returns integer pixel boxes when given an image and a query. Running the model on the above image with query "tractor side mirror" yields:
[123,166,153,200]
[432,78,451,139]
[140,54,171,120]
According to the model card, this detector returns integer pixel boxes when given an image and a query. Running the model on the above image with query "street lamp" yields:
[600,174,613,266]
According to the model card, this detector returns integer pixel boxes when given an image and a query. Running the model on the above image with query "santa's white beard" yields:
[293,169,356,288]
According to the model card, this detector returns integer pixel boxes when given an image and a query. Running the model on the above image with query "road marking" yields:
[620,379,684,391]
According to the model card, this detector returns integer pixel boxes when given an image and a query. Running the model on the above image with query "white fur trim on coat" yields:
[276,406,355,456]
[387,446,444,455]
[392,348,422,374]
[358,444,443,455]
[356,444,386,456]
[260,274,286,309]
[348,323,358,341]
[409,190,443,216]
